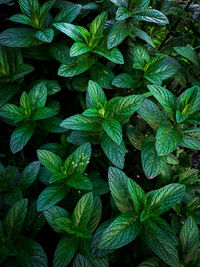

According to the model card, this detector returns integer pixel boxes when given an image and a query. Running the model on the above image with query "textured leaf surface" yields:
[102,118,122,145]
[37,185,68,211]
[99,212,139,249]
[37,150,62,174]
[156,121,182,156]
[53,235,78,267]
[0,28,42,47]
[147,85,176,121]
[10,123,35,153]
[141,135,165,178]
[101,134,126,169]
[16,237,48,267]
[147,183,185,215]
[4,199,28,236]
[72,192,94,228]
[86,80,107,109]
[108,167,132,212]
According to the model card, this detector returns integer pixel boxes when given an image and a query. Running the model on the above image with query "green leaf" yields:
[100,133,126,169]
[11,63,35,82]
[156,121,182,156]
[132,44,150,70]
[94,46,124,64]
[53,235,78,267]
[105,95,144,122]
[64,143,91,175]
[70,42,90,57]
[58,54,97,77]
[18,161,40,190]
[32,107,58,120]
[179,169,198,185]
[66,173,93,190]
[110,0,128,8]
[176,86,200,123]
[181,127,200,150]
[145,216,177,245]
[147,183,185,215]
[10,123,35,153]
[0,84,20,107]
[54,5,81,23]
[141,135,165,179]
[90,11,108,37]
[37,185,68,211]
[90,63,115,89]
[102,118,122,145]
[180,216,199,264]
[0,104,26,123]
[72,192,94,228]
[72,254,92,267]
[107,21,131,49]
[108,167,132,212]
[35,29,54,43]
[112,73,139,89]
[20,92,31,115]
[145,57,177,85]
[138,257,162,267]
[116,7,131,20]
[49,43,74,64]
[87,196,102,232]
[86,80,107,109]
[44,206,70,233]
[9,14,32,26]
[144,224,179,266]
[174,45,199,67]
[29,82,47,109]
[53,23,90,42]
[137,99,167,130]
[4,199,28,236]
[99,212,140,249]
[127,178,146,211]
[0,28,42,47]
[147,85,176,121]
[60,114,102,132]
[133,9,169,24]
[37,150,62,174]
[16,237,48,267]
[131,26,155,48]
[126,126,144,150]
[18,0,39,17]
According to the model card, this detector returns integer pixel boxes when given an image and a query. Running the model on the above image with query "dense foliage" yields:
[0,0,200,266]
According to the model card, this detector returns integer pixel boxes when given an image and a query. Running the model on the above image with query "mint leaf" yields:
[37,185,69,211]
[141,135,165,178]
[101,118,122,145]
[147,183,185,215]
[156,121,182,156]
[99,212,140,249]
[37,150,62,174]
[53,235,78,267]
[4,199,28,236]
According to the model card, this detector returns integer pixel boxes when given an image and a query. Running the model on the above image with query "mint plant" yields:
[60,80,143,168]
[0,82,59,153]
[53,11,124,77]
[0,0,200,266]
